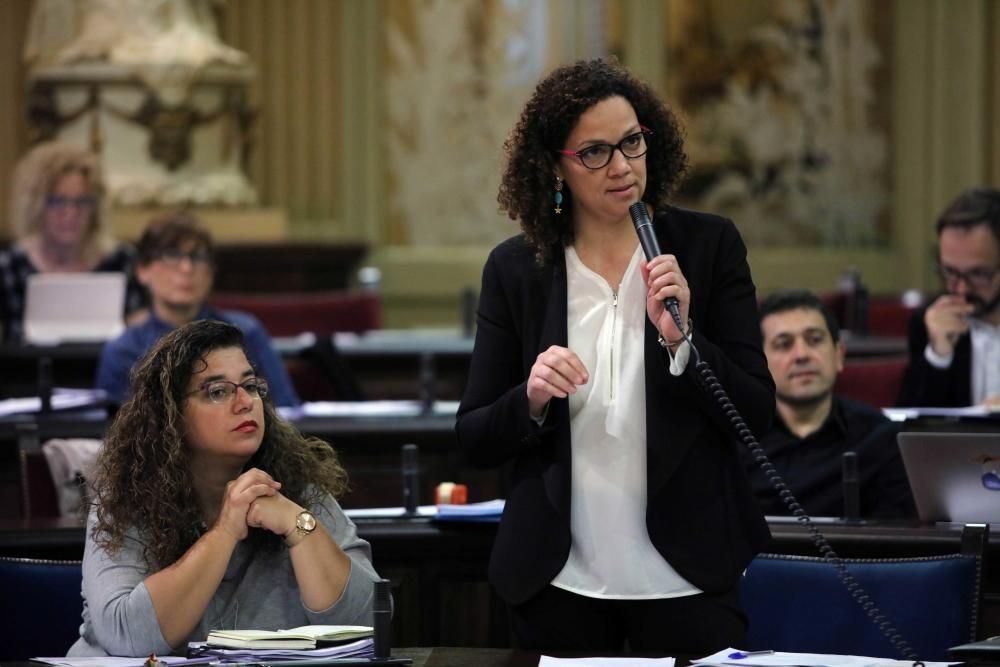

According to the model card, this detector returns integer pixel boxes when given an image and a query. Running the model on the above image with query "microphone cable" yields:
[630,201,921,662]
[666,301,923,665]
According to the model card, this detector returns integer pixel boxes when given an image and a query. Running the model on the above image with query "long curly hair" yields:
[90,319,348,570]
[9,141,113,255]
[498,57,688,264]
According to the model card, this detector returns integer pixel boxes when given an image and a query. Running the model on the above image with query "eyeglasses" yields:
[556,127,653,170]
[939,263,1000,290]
[159,248,213,266]
[187,378,269,404]
[46,195,97,211]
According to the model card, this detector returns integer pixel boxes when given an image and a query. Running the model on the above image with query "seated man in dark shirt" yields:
[96,212,300,407]
[744,290,914,518]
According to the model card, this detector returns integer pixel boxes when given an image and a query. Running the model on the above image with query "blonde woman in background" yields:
[0,141,147,342]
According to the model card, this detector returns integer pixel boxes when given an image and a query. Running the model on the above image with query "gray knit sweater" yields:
[68,494,379,657]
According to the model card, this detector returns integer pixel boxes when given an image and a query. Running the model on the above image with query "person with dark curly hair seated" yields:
[456,58,774,653]
[69,319,380,657]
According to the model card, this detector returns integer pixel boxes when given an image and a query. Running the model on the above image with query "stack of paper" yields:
[191,637,374,662]
[435,499,505,522]
[205,625,373,650]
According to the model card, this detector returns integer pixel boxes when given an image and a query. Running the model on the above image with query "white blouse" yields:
[550,244,699,599]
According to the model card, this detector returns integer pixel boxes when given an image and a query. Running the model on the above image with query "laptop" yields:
[23,272,127,345]
[898,431,1000,523]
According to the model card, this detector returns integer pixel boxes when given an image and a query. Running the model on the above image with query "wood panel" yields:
[0,0,32,239]
[221,0,347,238]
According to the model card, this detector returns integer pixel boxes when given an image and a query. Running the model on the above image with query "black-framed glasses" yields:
[187,377,269,404]
[556,126,653,170]
[159,248,213,266]
[939,263,1000,290]
[46,195,97,211]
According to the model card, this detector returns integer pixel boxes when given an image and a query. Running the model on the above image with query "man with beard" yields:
[899,188,1000,408]
[743,290,914,518]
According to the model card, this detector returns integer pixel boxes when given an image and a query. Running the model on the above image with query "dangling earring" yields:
[554,177,563,215]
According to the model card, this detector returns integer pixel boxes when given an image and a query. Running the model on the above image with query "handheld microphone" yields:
[401,443,419,515]
[628,201,683,325]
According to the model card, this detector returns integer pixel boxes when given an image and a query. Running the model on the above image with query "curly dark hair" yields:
[90,319,348,570]
[498,57,688,263]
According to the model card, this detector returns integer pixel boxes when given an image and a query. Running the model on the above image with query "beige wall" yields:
[1,0,998,328]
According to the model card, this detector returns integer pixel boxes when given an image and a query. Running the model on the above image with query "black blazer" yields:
[897,304,972,407]
[456,206,774,605]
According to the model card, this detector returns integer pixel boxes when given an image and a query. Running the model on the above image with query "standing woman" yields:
[0,141,146,342]
[69,320,379,657]
[456,58,775,653]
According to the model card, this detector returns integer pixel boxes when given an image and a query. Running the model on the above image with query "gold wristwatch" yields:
[284,510,317,547]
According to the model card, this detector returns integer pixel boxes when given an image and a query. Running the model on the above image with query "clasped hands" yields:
[526,255,690,419]
[213,467,302,542]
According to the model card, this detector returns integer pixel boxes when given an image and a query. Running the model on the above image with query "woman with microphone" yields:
[456,58,774,653]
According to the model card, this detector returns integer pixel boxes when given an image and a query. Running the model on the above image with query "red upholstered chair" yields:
[818,291,922,337]
[209,290,379,401]
[20,450,60,518]
[867,296,921,337]
[833,357,908,409]
[208,290,382,337]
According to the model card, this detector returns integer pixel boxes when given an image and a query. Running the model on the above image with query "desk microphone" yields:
[402,444,419,516]
[373,578,392,659]
[842,451,860,521]
[37,356,53,414]
[628,201,682,325]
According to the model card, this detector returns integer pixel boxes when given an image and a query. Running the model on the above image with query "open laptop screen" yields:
[898,431,1000,523]
[24,272,126,345]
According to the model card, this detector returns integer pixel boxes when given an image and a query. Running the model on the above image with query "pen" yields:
[728,650,775,660]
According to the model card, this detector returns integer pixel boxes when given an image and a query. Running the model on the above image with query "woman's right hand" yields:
[527,345,589,419]
[213,467,282,541]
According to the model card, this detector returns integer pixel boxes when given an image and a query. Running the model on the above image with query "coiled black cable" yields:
[670,314,923,665]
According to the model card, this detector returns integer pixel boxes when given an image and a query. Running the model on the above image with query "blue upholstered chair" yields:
[0,556,83,660]
[740,526,986,661]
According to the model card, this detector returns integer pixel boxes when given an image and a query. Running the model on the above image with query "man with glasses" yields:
[899,187,1000,408]
[96,213,300,407]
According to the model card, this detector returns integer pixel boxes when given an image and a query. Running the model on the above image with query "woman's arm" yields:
[456,247,553,468]
[143,469,279,649]
[248,491,379,622]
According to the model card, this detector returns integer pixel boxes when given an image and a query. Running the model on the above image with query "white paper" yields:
[0,388,107,417]
[694,648,960,667]
[344,505,438,519]
[436,499,505,517]
[33,657,210,667]
[540,657,674,666]
[883,406,994,422]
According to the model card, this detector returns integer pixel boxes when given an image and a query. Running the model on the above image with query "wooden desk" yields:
[395,647,703,666]
[839,334,907,358]
[0,406,503,516]
[0,329,473,402]
[1,517,996,648]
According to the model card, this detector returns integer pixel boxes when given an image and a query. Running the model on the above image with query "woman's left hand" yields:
[641,254,690,344]
[247,492,302,538]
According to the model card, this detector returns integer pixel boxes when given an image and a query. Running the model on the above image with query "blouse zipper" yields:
[610,289,618,401]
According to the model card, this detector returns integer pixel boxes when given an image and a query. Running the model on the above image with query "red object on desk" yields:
[435,482,467,505]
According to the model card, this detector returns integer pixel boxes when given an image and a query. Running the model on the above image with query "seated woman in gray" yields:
[70,319,379,656]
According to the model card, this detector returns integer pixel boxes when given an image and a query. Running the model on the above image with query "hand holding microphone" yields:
[629,202,690,345]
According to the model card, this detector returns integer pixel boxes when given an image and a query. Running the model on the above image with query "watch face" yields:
[298,512,317,532]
